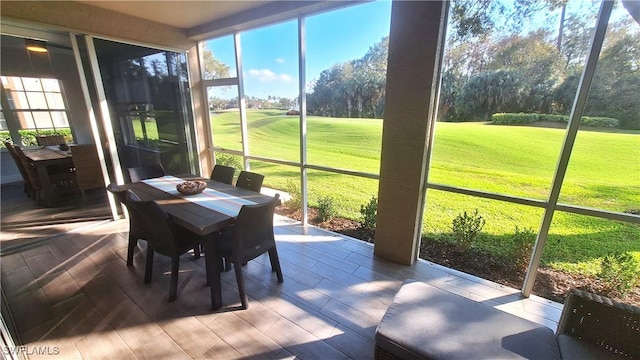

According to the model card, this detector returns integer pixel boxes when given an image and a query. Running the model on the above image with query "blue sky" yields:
[205,0,392,99]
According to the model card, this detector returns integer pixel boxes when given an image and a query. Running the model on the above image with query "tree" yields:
[202,49,231,79]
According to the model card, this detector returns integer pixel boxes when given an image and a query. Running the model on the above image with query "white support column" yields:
[522,0,614,297]
[298,17,309,226]
[234,33,250,171]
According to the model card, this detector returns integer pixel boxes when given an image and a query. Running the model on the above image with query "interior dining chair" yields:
[71,144,105,201]
[210,164,236,185]
[214,193,282,309]
[12,145,43,202]
[124,189,208,301]
[235,170,264,192]
[127,164,166,183]
[5,142,32,194]
[36,134,66,146]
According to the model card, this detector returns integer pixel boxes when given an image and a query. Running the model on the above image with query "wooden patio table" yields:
[122,175,276,310]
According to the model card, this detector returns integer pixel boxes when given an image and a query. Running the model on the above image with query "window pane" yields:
[22,77,42,91]
[15,112,35,128]
[535,213,640,303]
[241,20,299,162]
[26,92,48,109]
[422,190,545,288]
[307,169,379,220]
[32,112,52,128]
[306,1,391,173]
[41,78,60,92]
[558,7,640,213]
[10,92,28,110]
[45,93,65,109]
[202,35,237,79]
[209,85,243,151]
[430,0,598,200]
[51,111,69,127]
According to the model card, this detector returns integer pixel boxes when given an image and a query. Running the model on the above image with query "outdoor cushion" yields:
[375,280,561,360]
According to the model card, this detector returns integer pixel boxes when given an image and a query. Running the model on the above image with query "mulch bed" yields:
[276,204,640,307]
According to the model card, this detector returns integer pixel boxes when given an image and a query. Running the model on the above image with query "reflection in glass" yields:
[94,38,196,175]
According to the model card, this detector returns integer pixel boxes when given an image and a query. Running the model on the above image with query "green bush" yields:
[316,196,337,222]
[491,113,619,128]
[284,179,302,211]
[581,116,619,128]
[598,252,640,297]
[359,196,378,231]
[214,153,243,170]
[538,114,569,123]
[492,113,539,125]
[0,129,73,148]
[451,209,485,251]
[511,226,536,270]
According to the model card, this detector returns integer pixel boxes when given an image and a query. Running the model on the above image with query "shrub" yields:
[598,252,640,297]
[492,113,539,125]
[359,196,378,231]
[538,114,568,123]
[581,116,619,128]
[284,179,302,211]
[451,209,485,251]
[511,226,536,270]
[0,129,73,148]
[215,153,243,170]
[316,196,337,222]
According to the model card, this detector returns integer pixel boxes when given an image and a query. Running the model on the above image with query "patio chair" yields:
[107,183,144,267]
[71,145,105,201]
[127,164,166,183]
[210,164,236,185]
[235,170,264,192]
[214,193,282,309]
[5,142,32,194]
[36,134,66,146]
[124,189,208,301]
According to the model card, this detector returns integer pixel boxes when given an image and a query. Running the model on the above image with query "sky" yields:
[204,0,392,100]
[204,0,634,100]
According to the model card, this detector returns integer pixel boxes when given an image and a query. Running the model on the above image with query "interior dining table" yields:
[122,175,278,310]
[22,146,74,207]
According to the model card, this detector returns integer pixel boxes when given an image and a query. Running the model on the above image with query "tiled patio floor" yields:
[1,216,563,359]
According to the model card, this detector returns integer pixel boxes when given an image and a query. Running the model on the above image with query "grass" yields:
[212,109,640,275]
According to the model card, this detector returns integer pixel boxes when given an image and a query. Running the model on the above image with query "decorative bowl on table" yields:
[176,180,207,195]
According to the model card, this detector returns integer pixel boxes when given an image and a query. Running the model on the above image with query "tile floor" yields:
[1,216,563,359]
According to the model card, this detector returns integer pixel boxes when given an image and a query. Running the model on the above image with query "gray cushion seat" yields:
[375,280,561,360]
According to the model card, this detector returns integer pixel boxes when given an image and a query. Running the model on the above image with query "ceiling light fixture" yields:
[25,39,48,53]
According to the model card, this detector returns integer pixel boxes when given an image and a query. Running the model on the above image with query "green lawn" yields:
[212,109,640,275]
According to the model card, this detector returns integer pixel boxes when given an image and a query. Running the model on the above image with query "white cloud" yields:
[276,58,285,64]
[248,69,293,83]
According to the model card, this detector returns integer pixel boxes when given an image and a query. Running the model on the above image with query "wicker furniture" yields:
[210,164,236,185]
[235,170,264,192]
[375,280,639,360]
[213,194,282,309]
[36,134,66,146]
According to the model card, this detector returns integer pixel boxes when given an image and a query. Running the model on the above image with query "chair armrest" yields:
[557,289,640,357]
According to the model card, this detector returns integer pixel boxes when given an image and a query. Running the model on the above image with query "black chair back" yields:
[235,171,264,192]
[210,164,236,185]
[127,164,166,183]
[232,194,280,262]
[124,190,179,255]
